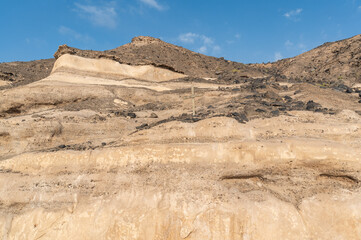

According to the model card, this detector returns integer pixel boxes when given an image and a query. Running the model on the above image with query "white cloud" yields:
[178,32,220,55]
[74,3,117,28]
[58,26,93,43]
[202,36,214,45]
[198,46,207,54]
[285,40,293,47]
[212,45,221,53]
[226,33,241,45]
[284,39,307,53]
[274,52,283,61]
[24,38,47,47]
[284,8,303,21]
[178,32,198,44]
[139,0,164,10]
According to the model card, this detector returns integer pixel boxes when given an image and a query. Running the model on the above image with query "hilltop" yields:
[266,34,361,87]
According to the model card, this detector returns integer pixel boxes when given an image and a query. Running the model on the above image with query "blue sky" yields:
[1,0,361,63]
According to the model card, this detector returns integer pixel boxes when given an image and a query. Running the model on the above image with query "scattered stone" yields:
[136,123,149,130]
[346,87,353,93]
[260,101,271,106]
[284,95,292,101]
[149,113,158,118]
[127,112,137,118]
[270,102,284,107]
[114,99,128,106]
[228,112,248,123]
[271,110,280,116]
[306,100,322,111]
[0,132,10,137]
[333,84,348,92]
[292,101,305,109]
[263,90,280,100]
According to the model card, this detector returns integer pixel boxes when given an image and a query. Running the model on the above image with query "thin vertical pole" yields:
[191,85,195,116]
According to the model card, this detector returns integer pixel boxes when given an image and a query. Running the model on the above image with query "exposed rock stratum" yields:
[0,36,361,239]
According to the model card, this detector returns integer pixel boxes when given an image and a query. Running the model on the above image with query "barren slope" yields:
[54,36,267,80]
[0,59,54,90]
[0,36,361,239]
[269,34,361,87]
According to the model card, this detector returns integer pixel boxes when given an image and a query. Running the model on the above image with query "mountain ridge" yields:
[1,34,361,90]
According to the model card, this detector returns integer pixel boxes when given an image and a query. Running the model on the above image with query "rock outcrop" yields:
[0,35,361,239]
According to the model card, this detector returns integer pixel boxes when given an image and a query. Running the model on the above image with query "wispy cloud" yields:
[139,0,164,11]
[198,46,207,54]
[285,40,293,48]
[58,26,93,43]
[226,33,241,45]
[297,43,307,51]
[274,52,283,61]
[178,32,220,54]
[178,32,198,44]
[284,8,303,21]
[74,2,117,28]
[284,39,307,52]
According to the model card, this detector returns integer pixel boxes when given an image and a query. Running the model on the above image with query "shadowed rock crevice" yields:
[319,173,359,184]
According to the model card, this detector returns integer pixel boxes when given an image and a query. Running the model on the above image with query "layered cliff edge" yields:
[0,35,361,239]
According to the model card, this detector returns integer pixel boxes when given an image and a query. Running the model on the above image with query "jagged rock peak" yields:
[131,36,164,45]
[54,44,76,59]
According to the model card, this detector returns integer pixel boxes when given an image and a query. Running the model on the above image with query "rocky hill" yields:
[0,59,54,89]
[268,34,361,87]
[54,36,268,80]
[0,35,361,239]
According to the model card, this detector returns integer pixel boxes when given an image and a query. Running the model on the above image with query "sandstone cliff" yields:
[0,36,361,239]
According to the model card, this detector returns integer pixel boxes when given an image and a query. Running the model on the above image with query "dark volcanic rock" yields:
[127,112,137,118]
[306,101,322,111]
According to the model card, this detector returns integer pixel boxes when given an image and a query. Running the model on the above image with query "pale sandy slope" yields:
[0,54,361,240]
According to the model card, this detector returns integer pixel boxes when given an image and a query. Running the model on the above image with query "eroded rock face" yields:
[1,36,361,239]
[51,54,186,82]
[1,112,361,239]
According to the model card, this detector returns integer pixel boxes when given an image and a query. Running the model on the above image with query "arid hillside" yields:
[266,34,361,87]
[0,35,361,239]
[0,59,54,89]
